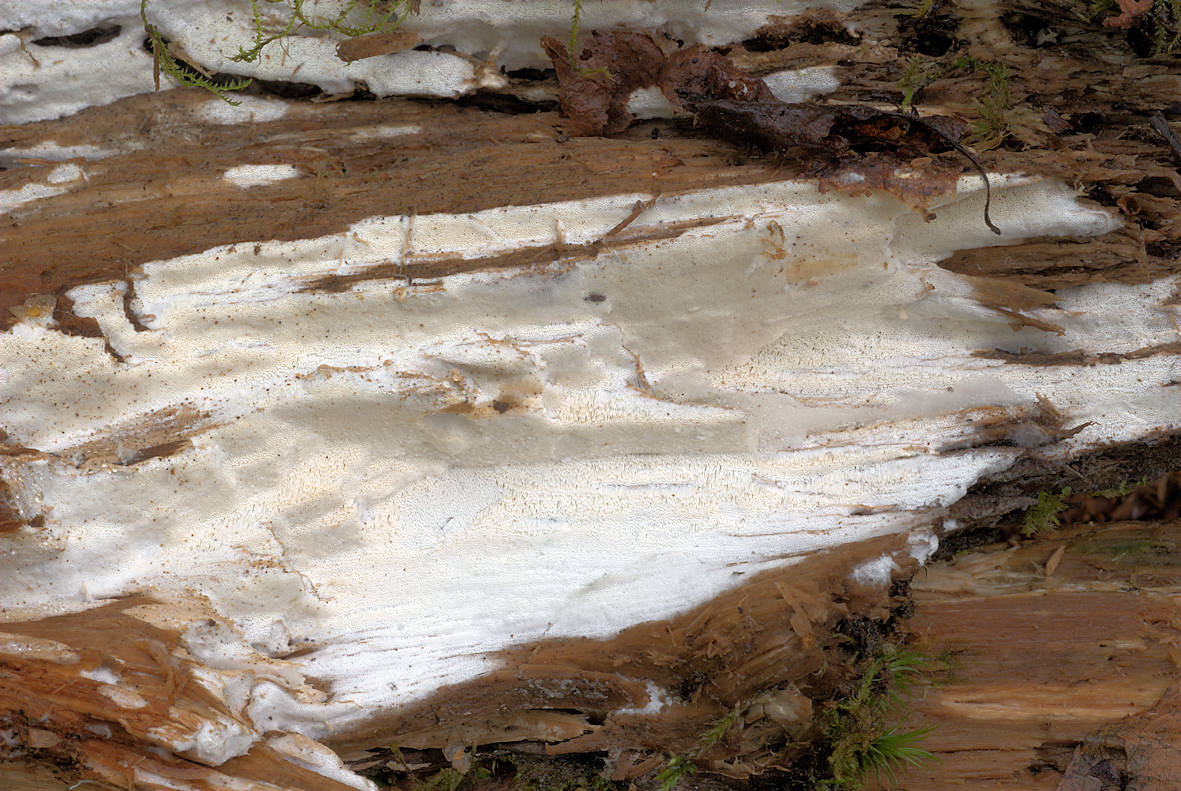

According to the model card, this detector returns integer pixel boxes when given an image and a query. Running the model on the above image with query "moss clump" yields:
[414,768,464,791]
[654,708,741,791]
[359,748,624,791]
[1021,486,1072,537]
[232,0,415,64]
[815,647,938,789]
[1090,0,1181,53]
[897,55,1012,147]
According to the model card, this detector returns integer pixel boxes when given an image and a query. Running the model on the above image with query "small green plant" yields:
[140,0,415,104]
[560,0,611,78]
[569,0,586,56]
[654,708,741,791]
[896,55,1012,147]
[414,767,464,791]
[1152,0,1181,52]
[831,725,938,787]
[1021,486,1072,537]
[143,0,619,102]
[654,754,696,791]
[140,0,253,104]
[908,0,939,19]
[817,647,939,789]
[965,57,1010,147]
[897,56,926,112]
[231,0,415,64]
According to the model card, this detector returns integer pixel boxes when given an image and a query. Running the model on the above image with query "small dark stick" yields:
[694,99,1001,235]
[1150,112,1181,163]
[904,113,1001,236]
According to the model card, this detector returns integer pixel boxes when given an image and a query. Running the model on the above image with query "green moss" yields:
[1092,481,1132,498]
[1091,0,1181,53]
[513,762,618,791]
[897,56,927,112]
[1021,486,1072,537]
[360,748,624,791]
[814,647,939,790]
[895,55,1012,147]
[908,0,939,18]
[231,0,414,64]
[142,0,628,101]
[140,0,252,104]
[960,56,1010,147]
[826,725,937,788]
[1106,539,1162,558]
[413,768,464,791]
[140,0,415,103]
[654,708,741,791]
[1078,537,1170,560]
[1152,0,1181,52]
[654,755,696,791]
[568,0,585,56]
[1092,476,1152,498]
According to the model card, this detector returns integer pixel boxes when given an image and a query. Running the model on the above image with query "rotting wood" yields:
[0,93,774,330]
[2,0,1181,788]
[895,517,1181,790]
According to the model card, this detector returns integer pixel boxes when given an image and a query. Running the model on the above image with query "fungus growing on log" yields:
[1,1,1180,790]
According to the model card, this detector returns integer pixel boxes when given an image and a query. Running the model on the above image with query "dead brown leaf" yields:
[540,31,666,136]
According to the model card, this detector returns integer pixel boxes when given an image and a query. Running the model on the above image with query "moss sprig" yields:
[896,55,1012,147]
[818,647,939,789]
[654,708,741,791]
[231,0,414,64]
[1021,486,1072,537]
[140,0,253,104]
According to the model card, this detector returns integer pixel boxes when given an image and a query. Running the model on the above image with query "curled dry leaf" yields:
[1043,106,1073,134]
[540,31,666,136]
[1103,0,1154,29]
[658,44,778,110]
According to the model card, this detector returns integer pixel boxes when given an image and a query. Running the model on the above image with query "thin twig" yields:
[1150,112,1181,163]
[904,112,1001,235]
[603,194,660,239]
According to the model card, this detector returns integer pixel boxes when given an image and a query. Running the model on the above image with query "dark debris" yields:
[543,30,999,234]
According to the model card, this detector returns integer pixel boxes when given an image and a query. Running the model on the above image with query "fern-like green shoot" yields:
[654,755,696,791]
[140,0,252,104]
[1021,486,1072,537]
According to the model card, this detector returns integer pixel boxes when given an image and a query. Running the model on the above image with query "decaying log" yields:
[899,516,1181,790]
[2,0,1180,789]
